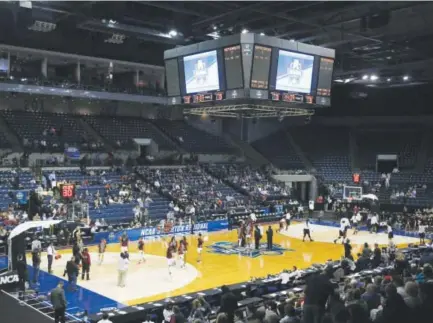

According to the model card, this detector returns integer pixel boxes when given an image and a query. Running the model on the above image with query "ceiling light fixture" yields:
[168,30,178,37]
[104,33,126,44]
[403,75,409,81]
[242,29,248,34]
[362,75,369,80]
[387,78,391,82]
[260,32,265,36]
[28,20,56,32]
[370,75,378,81]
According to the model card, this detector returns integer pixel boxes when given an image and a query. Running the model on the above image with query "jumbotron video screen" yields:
[275,50,314,94]
[183,50,220,94]
[165,33,335,107]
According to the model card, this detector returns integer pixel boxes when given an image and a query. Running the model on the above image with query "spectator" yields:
[220,285,238,323]
[97,313,113,323]
[50,281,67,323]
[163,304,174,323]
[279,303,299,323]
[361,283,381,311]
[404,281,422,309]
[379,284,409,323]
[263,301,279,323]
[171,306,185,323]
[302,267,334,323]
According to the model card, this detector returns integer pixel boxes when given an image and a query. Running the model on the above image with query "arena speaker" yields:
[368,12,391,29]
[16,5,35,30]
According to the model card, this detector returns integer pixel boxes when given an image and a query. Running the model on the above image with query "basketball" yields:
[55,254,61,260]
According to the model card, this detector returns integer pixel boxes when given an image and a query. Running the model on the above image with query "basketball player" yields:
[98,239,107,265]
[334,217,350,244]
[181,236,188,264]
[167,246,175,276]
[419,221,427,245]
[120,232,129,252]
[302,219,313,242]
[351,211,362,235]
[278,216,285,233]
[285,211,291,231]
[178,240,186,268]
[387,223,394,241]
[237,222,244,247]
[245,220,253,250]
[169,236,178,263]
[138,237,146,264]
[81,248,91,280]
[370,213,379,233]
[197,233,204,263]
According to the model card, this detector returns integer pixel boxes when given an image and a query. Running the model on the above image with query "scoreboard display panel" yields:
[250,45,272,89]
[164,33,335,107]
[316,57,334,96]
[60,183,76,199]
[224,45,243,90]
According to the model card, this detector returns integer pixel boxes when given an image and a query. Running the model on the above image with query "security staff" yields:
[266,226,273,250]
[254,225,262,250]
[16,254,27,299]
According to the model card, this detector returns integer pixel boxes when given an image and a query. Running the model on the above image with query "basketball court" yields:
[27,222,418,313]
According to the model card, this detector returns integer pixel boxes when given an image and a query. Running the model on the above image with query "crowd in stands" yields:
[137,166,251,216]
[150,243,433,323]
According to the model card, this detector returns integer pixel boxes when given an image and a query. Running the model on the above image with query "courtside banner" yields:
[94,219,229,243]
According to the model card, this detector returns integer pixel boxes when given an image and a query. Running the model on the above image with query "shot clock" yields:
[60,183,76,199]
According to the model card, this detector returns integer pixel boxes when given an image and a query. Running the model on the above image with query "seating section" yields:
[356,130,422,170]
[0,130,11,148]
[252,130,304,169]
[0,169,172,225]
[207,164,289,198]
[53,169,171,223]
[0,170,36,211]
[1,110,92,151]
[290,126,352,183]
[137,166,247,213]
[154,120,234,154]
[84,115,175,150]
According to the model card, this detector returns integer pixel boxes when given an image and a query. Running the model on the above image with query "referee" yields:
[47,242,56,274]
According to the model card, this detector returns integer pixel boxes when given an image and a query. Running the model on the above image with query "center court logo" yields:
[206,241,294,258]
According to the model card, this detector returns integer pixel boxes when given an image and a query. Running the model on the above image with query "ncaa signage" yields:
[0,274,18,285]
[0,270,19,290]
[94,220,229,243]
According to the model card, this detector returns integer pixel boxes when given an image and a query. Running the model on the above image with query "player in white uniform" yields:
[370,214,379,233]
[302,219,313,242]
[387,223,394,240]
[419,222,427,245]
[334,217,350,244]
[351,212,362,235]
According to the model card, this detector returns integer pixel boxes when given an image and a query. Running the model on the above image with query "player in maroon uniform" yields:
[120,232,129,252]
[181,236,188,265]
[197,233,204,263]
[169,236,178,264]
[138,237,146,264]
[81,248,91,280]
[167,246,175,275]
[178,240,186,268]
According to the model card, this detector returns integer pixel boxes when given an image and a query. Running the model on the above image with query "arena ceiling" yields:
[1,1,433,86]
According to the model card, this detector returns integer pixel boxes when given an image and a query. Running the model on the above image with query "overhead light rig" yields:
[183,103,314,119]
